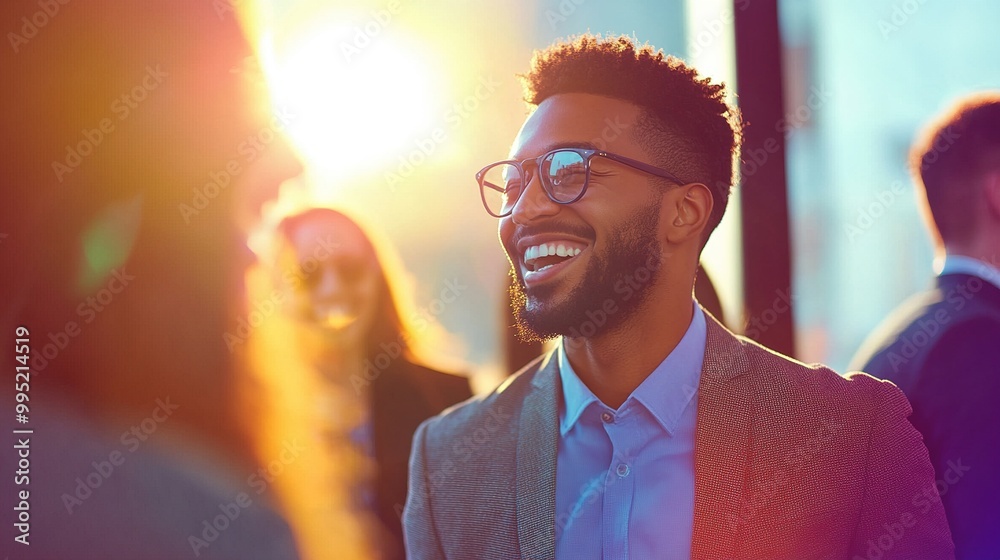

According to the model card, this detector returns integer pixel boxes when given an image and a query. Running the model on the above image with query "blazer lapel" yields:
[515,351,560,560]
[691,314,753,560]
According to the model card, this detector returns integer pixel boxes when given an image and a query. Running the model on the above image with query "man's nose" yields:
[509,170,560,225]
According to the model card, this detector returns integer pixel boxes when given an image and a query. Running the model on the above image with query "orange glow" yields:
[229,3,524,557]
[258,9,442,192]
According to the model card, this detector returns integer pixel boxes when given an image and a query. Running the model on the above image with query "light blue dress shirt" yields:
[555,304,707,560]
[936,254,1000,291]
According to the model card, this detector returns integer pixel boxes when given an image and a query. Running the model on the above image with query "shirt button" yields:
[616,463,630,477]
[601,412,613,423]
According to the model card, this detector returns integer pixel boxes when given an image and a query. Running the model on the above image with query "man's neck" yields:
[563,295,695,409]
[943,236,1000,269]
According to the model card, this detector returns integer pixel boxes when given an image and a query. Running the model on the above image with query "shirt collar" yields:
[557,303,707,436]
[936,254,1000,292]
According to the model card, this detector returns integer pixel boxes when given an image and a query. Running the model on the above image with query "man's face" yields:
[499,93,667,341]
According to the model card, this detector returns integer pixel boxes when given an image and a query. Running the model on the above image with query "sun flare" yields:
[261,13,441,186]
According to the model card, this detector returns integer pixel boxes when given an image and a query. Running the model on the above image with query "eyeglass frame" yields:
[476,146,688,218]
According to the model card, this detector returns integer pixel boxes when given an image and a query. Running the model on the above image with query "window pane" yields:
[779,0,1000,370]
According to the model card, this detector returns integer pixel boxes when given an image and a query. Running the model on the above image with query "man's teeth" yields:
[524,243,583,265]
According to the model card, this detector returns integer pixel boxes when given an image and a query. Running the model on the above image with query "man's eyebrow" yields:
[510,141,599,160]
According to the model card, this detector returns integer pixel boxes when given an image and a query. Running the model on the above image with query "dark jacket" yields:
[853,273,1000,559]
[371,360,471,560]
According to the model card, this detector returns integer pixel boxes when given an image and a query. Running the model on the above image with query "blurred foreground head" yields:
[1,2,307,558]
[1,0,299,457]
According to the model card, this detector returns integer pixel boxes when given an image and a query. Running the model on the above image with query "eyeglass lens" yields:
[479,150,589,216]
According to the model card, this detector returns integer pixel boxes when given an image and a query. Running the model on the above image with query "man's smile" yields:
[515,236,590,285]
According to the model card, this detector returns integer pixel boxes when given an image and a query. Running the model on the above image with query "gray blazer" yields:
[404,311,955,559]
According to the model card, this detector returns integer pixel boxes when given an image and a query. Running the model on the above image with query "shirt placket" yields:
[600,406,638,560]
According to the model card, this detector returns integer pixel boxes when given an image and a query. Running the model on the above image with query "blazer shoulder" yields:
[850,286,946,371]
[853,276,1000,376]
[737,335,905,414]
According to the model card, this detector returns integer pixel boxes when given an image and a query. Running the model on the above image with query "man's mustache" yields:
[509,222,596,248]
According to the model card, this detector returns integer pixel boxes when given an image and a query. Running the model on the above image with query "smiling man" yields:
[403,35,954,559]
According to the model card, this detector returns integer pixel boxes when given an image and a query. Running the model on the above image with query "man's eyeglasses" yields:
[475,147,687,218]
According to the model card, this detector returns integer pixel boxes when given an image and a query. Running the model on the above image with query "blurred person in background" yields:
[248,207,471,560]
[694,264,725,326]
[1,1,302,558]
[405,34,954,559]
[852,92,1000,559]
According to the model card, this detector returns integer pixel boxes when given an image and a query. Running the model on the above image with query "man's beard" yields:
[509,203,663,343]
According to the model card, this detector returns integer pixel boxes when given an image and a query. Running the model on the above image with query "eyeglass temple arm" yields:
[481,180,505,193]
[597,151,686,185]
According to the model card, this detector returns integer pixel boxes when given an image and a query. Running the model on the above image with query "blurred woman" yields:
[0,2,302,558]
[247,207,471,560]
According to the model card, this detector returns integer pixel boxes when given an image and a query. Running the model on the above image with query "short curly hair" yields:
[520,34,742,245]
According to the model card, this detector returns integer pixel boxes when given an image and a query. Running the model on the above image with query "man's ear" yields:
[664,183,714,245]
[984,171,1000,220]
